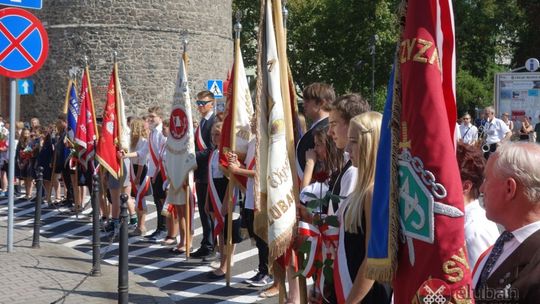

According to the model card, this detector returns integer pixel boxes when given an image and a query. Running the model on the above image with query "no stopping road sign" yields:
[0,8,48,78]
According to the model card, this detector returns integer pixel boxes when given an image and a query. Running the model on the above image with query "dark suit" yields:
[54,130,74,205]
[195,113,215,252]
[475,228,540,304]
[295,117,328,178]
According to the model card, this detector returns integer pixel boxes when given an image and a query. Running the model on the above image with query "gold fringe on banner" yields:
[365,0,407,282]
[253,0,269,244]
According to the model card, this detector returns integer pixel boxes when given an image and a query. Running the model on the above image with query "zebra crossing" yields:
[0,196,279,303]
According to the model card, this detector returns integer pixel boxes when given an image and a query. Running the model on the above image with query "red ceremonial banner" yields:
[74,67,97,170]
[393,0,474,303]
[96,64,121,178]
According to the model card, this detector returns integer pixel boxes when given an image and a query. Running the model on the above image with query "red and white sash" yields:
[130,164,151,211]
[207,150,224,237]
[164,203,177,219]
[149,134,162,180]
[158,143,167,183]
[298,221,338,302]
[195,125,207,151]
[334,202,353,304]
[471,245,494,288]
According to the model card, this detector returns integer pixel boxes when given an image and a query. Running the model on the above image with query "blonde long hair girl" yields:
[343,111,382,233]
[130,118,149,151]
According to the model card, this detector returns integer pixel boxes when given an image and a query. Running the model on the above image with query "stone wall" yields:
[23,0,233,122]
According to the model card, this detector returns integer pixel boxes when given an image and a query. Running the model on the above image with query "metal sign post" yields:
[0,7,48,252]
[6,79,15,252]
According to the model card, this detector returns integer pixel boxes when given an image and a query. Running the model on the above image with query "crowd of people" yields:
[3,83,540,303]
[457,107,540,157]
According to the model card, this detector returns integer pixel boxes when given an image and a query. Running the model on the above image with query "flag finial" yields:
[68,66,80,80]
[282,0,289,29]
[113,51,117,64]
[84,55,88,67]
[234,11,242,39]
[181,30,189,53]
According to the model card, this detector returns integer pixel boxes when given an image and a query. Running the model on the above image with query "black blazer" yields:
[194,113,215,183]
[295,117,328,176]
[476,228,540,304]
[54,130,68,171]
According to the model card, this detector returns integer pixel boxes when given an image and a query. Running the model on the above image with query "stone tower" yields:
[23,0,233,121]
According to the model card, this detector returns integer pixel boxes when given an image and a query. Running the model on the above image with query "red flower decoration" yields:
[312,170,329,184]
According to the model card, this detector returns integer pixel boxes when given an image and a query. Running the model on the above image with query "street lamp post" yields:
[370,34,378,104]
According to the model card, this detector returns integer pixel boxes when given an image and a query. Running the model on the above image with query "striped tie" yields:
[477,231,514,288]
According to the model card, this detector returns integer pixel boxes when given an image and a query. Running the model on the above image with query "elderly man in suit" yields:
[474,142,540,303]
[190,90,217,259]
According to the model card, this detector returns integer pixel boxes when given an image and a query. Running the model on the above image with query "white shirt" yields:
[484,117,510,145]
[459,123,479,145]
[244,139,256,210]
[464,199,500,267]
[131,138,149,166]
[210,149,224,179]
[0,126,9,163]
[339,152,357,200]
[147,123,166,177]
[473,220,540,287]
[201,111,214,127]
[492,221,540,272]
[340,165,357,201]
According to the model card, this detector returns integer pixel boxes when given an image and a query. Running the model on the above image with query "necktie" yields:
[477,231,514,288]
[200,118,206,131]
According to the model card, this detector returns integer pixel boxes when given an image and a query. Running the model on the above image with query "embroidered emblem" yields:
[398,122,464,266]
[413,279,451,304]
[169,108,188,140]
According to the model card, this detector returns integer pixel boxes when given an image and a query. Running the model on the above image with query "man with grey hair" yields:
[481,106,511,159]
[473,142,540,303]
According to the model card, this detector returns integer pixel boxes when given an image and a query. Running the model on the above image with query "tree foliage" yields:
[232,0,537,114]
[287,0,399,110]
[513,0,540,67]
[454,0,525,78]
[232,0,260,68]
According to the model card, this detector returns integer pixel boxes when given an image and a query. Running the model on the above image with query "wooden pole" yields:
[225,11,242,287]
[225,183,234,286]
[185,184,191,259]
[272,0,304,302]
[181,37,191,260]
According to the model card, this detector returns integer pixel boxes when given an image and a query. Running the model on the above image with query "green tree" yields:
[232,0,399,112]
[456,69,489,116]
[232,0,260,68]
[513,0,540,67]
[232,0,532,114]
[287,0,399,111]
[453,0,524,77]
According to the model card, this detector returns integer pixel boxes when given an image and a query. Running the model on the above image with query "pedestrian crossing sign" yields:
[207,80,223,98]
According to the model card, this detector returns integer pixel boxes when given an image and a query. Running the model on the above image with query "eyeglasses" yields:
[196,100,212,107]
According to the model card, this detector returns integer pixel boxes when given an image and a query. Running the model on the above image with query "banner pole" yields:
[185,184,191,259]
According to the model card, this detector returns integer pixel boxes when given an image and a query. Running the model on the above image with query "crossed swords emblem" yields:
[400,172,464,266]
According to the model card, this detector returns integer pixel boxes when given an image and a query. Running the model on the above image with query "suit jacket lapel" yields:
[487,229,540,287]
[202,114,215,148]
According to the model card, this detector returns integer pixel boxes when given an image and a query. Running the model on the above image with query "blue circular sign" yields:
[0,8,48,78]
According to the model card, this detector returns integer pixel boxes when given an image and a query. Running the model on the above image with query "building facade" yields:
[2,0,233,122]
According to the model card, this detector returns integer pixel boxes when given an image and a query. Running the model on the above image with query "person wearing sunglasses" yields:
[191,90,218,260]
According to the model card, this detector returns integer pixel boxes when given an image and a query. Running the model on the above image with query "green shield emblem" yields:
[398,159,434,244]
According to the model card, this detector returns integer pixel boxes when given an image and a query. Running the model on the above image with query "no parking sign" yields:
[0,8,48,78]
